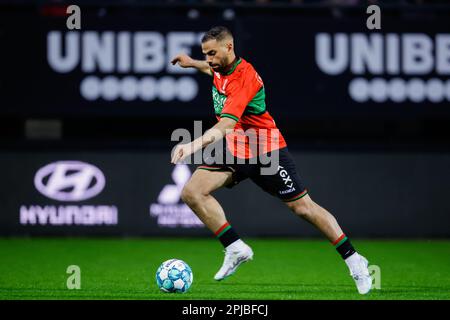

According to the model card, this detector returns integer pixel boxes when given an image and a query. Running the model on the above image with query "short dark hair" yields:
[201,26,233,43]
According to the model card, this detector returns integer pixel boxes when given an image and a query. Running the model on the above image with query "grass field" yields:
[0,238,449,300]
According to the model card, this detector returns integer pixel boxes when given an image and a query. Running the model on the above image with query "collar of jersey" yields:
[221,57,242,76]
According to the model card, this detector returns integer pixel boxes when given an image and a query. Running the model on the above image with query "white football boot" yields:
[214,240,254,281]
[345,252,372,294]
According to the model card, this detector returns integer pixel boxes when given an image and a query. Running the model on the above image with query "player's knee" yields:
[287,198,316,219]
[181,184,205,206]
[181,184,197,206]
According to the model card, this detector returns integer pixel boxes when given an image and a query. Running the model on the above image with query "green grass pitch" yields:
[0,238,449,300]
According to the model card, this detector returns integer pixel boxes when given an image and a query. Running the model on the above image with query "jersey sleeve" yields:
[220,68,263,122]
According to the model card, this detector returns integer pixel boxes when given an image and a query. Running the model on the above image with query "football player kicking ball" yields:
[171,26,372,294]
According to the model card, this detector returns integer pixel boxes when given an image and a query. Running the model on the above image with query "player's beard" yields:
[211,57,229,73]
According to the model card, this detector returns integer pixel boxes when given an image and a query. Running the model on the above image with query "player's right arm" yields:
[171,53,213,76]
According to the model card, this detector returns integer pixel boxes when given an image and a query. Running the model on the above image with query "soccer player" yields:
[170,26,372,294]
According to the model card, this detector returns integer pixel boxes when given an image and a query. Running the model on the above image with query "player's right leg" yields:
[250,147,371,294]
[181,168,253,281]
[285,195,372,295]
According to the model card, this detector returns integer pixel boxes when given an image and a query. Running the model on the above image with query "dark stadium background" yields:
[0,0,449,301]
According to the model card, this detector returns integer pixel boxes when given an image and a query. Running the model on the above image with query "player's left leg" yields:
[182,167,253,281]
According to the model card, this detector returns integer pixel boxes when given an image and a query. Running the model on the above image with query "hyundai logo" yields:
[34,161,105,202]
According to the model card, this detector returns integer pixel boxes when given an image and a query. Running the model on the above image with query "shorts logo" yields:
[278,165,295,194]
[278,165,293,188]
[279,188,296,195]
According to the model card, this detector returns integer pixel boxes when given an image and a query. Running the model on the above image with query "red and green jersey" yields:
[212,57,287,159]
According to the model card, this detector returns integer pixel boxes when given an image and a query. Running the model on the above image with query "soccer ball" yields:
[155,259,193,293]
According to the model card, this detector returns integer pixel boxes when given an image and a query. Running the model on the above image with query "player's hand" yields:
[171,53,194,68]
[171,143,194,164]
